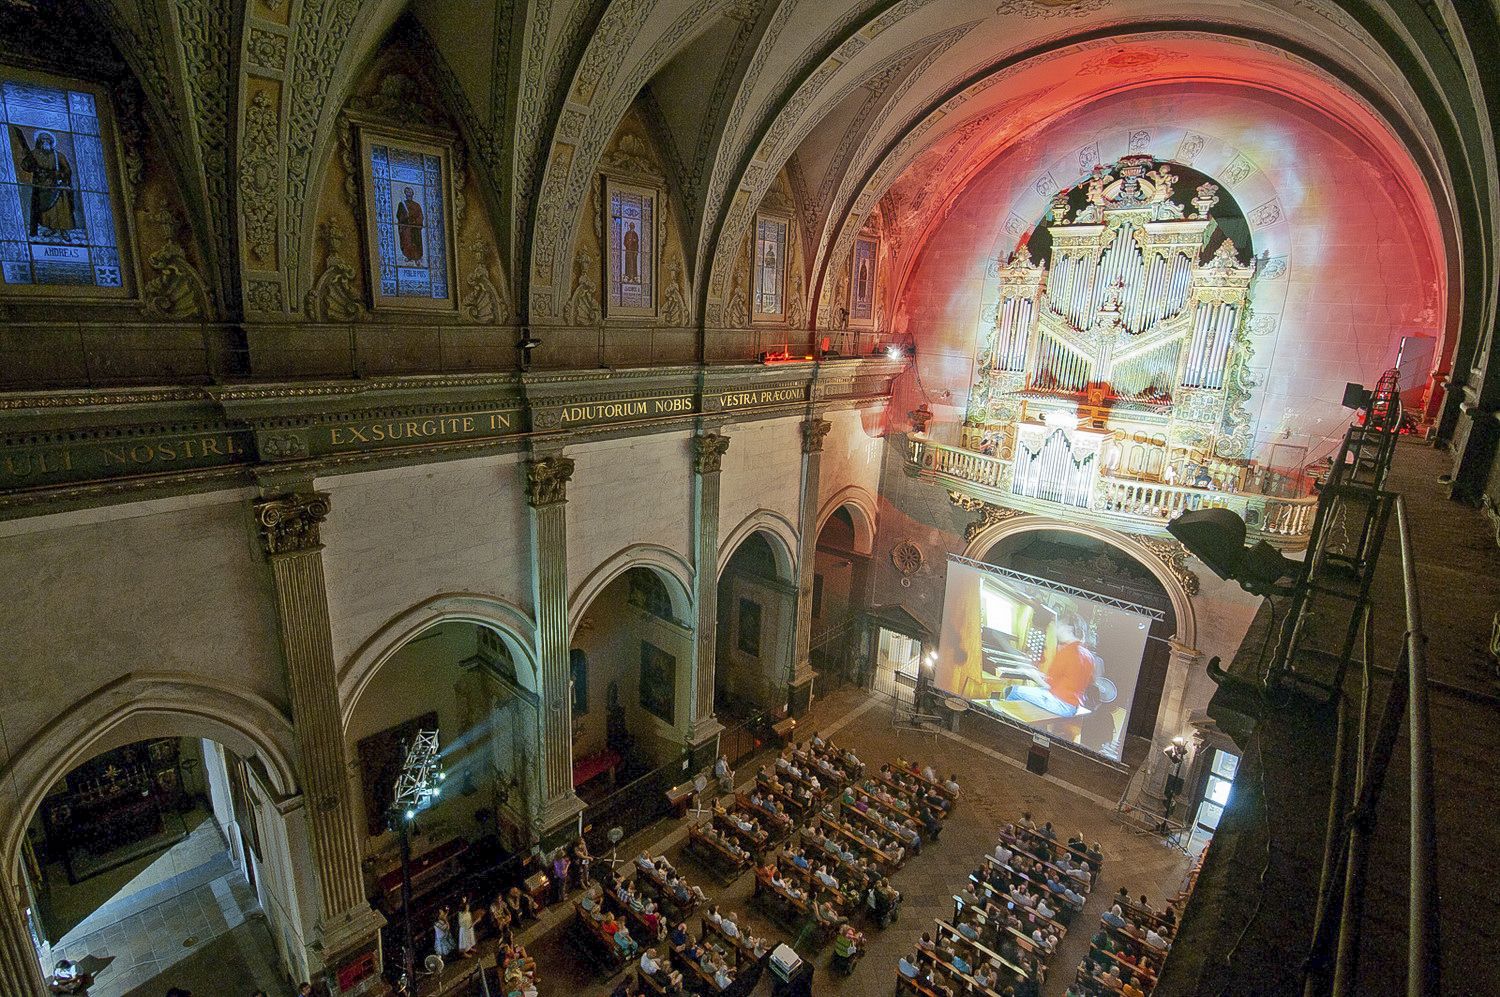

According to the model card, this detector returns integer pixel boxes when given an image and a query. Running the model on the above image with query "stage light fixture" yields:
[1167,507,1297,596]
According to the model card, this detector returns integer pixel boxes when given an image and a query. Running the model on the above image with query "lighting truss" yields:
[392,729,444,822]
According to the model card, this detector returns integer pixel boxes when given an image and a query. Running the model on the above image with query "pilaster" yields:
[253,492,385,993]
[1152,640,1203,749]
[0,867,44,995]
[790,418,832,713]
[688,432,731,747]
[526,456,586,839]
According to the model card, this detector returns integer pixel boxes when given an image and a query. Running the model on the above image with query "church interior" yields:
[0,2,1496,996]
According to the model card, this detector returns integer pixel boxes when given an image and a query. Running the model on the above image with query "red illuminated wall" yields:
[890,81,1446,463]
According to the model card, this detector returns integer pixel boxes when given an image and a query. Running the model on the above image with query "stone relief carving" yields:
[239,88,281,266]
[801,418,832,454]
[661,257,689,327]
[139,199,210,321]
[463,240,512,324]
[563,257,601,326]
[247,26,288,71]
[304,222,360,322]
[526,456,575,507]
[947,492,1028,543]
[253,492,332,556]
[1129,534,1202,596]
[691,432,731,474]
[246,278,285,315]
[725,241,750,327]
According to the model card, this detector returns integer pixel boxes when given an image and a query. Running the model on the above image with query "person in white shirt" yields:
[994,842,1013,866]
[921,764,938,783]
[1037,898,1056,920]
[1145,928,1169,950]
[639,949,660,976]
[721,913,739,938]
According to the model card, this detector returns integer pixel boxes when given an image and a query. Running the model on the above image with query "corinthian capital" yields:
[692,433,731,474]
[253,492,331,556]
[527,455,575,507]
[801,418,832,454]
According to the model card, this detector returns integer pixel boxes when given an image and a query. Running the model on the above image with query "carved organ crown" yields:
[984,155,1256,408]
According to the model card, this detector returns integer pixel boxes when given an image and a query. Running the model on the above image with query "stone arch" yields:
[0,673,299,881]
[962,515,1197,651]
[718,510,799,581]
[568,543,696,637]
[816,485,878,556]
[338,593,542,733]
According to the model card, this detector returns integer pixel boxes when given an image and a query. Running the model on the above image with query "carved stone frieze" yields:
[800,418,832,454]
[140,200,210,320]
[239,87,281,266]
[692,432,731,474]
[305,222,360,322]
[247,26,288,71]
[526,456,575,507]
[463,240,512,324]
[662,257,689,326]
[947,492,1028,543]
[254,492,332,556]
[1129,533,1202,596]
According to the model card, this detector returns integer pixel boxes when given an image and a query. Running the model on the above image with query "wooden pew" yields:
[983,853,1085,915]
[894,758,958,805]
[935,918,1032,983]
[735,791,794,837]
[687,822,751,881]
[952,893,1052,976]
[814,813,900,872]
[996,829,1093,896]
[572,897,629,972]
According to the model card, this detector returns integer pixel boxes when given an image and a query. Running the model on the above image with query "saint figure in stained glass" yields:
[395,186,424,263]
[15,128,76,237]
[0,76,125,290]
[623,221,639,283]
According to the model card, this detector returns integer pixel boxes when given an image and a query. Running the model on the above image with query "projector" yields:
[770,943,803,981]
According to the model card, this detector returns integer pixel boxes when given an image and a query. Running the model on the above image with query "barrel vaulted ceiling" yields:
[40,0,1497,369]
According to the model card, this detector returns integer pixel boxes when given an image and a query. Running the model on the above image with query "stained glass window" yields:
[754,215,787,319]
[0,78,123,290]
[368,140,449,303]
[607,181,655,315]
[850,236,877,324]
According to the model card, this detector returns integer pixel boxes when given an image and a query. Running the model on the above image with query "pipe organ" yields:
[968,155,1259,507]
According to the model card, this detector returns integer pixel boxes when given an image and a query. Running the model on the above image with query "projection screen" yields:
[935,556,1155,762]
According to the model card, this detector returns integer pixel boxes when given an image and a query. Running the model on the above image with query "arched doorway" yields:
[343,617,540,971]
[569,565,695,798]
[16,736,299,996]
[715,531,796,717]
[810,495,877,690]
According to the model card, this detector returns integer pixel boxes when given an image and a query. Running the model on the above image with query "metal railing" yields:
[908,435,1318,548]
[1301,495,1439,996]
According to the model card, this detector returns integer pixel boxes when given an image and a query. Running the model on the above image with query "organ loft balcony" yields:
[905,155,1321,548]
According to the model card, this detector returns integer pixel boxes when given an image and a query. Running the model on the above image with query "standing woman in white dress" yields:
[457,895,478,957]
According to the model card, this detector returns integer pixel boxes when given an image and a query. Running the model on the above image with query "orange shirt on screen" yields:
[1042,641,1098,707]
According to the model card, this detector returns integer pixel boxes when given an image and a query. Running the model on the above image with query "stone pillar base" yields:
[535,791,586,844]
[316,904,386,996]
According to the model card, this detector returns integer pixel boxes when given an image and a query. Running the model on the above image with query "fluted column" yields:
[253,493,382,985]
[0,867,44,995]
[527,456,585,838]
[789,417,832,714]
[689,432,731,746]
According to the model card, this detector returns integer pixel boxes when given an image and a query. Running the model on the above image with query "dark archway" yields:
[715,531,796,717]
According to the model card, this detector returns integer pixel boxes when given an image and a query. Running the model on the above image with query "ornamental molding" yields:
[526,456,575,507]
[254,491,331,556]
[948,492,1029,543]
[691,432,731,474]
[801,418,832,454]
[1129,533,1202,596]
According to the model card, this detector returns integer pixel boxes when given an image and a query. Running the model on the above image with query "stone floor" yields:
[38,812,276,996]
[473,684,1193,997]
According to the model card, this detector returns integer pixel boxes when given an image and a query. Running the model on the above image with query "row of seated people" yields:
[895,807,1088,997]
[897,933,1033,997]
[687,820,753,877]
[795,826,905,927]
[786,735,865,787]
[842,781,938,853]
[885,758,961,813]
[995,823,1097,896]
[950,888,1055,981]
[1007,814,1104,887]
[668,909,769,994]
[629,850,707,920]
[1072,888,1177,995]
[811,804,910,871]
[751,854,848,941]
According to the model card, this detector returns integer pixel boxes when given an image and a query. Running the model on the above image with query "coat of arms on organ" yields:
[952,154,1276,517]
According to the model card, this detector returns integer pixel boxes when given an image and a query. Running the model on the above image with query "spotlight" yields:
[405,808,416,821]
[1167,507,1297,596]
[886,345,903,361]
